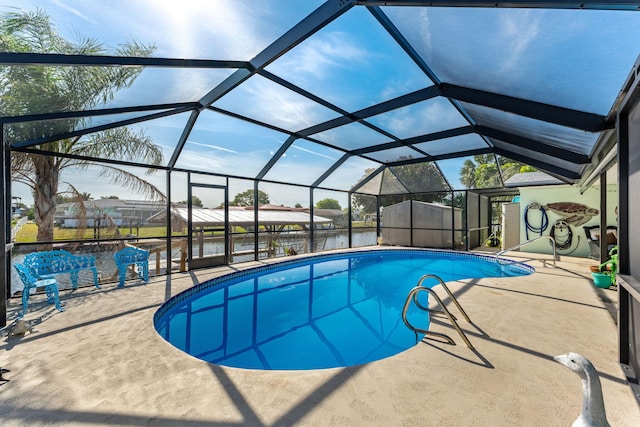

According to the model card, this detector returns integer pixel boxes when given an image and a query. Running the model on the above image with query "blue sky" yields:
[6,2,640,207]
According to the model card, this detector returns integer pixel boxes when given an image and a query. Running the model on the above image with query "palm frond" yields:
[61,184,122,244]
[11,152,35,184]
[96,164,166,202]
[0,8,68,53]
[70,127,164,166]
[61,183,89,241]
[1,8,156,112]
[91,207,122,240]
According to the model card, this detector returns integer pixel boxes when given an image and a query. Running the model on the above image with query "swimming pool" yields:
[154,249,532,370]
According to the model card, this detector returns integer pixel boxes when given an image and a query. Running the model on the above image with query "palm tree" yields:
[1,9,164,246]
[460,154,535,189]
[459,159,477,189]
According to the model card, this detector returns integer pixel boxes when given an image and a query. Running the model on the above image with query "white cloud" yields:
[176,149,227,170]
[187,140,239,154]
[49,0,97,24]
[418,9,433,59]
[270,31,371,81]
[251,85,312,128]
[226,77,336,130]
[291,145,337,161]
[498,11,542,72]
[376,99,463,137]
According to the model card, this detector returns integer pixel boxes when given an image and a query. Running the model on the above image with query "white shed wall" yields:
[381,200,462,248]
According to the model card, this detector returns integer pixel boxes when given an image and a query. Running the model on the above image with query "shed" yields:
[381,200,462,248]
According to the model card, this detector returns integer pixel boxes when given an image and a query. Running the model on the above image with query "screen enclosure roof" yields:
[2,1,640,197]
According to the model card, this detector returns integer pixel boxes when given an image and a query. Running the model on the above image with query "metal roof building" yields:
[148,207,332,228]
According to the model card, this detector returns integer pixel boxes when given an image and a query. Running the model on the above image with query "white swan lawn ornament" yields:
[554,353,610,427]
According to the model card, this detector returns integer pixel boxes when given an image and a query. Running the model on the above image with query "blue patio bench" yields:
[114,246,149,288]
[14,263,65,318]
[23,249,100,290]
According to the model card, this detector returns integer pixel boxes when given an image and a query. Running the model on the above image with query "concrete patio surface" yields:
[1,249,639,426]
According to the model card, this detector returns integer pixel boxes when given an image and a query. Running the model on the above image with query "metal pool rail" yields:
[496,235,557,268]
[402,274,474,350]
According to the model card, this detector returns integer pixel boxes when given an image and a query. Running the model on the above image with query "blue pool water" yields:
[154,249,532,370]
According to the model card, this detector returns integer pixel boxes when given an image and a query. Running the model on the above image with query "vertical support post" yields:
[1,128,7,327]
[227,177,231,263]
[451,191,455,250]
[223,184,229,264]
[348,192,353,248]
[618,107,630,275]
[409,196,414,247]
[479,192,483,247]
[376,195,381,245]
[600,169,608,263]
[309,188,315,253]
[165,170,172,277]
[187,172,192,269]
[465,190,470,251]
[253,180,259,261]
[488,196,493,247]
[617,108,630,366]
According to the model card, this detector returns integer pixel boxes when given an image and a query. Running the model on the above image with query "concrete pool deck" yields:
[1,249,639,426]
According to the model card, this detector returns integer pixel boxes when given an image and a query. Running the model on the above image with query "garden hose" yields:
[524,202,549,240]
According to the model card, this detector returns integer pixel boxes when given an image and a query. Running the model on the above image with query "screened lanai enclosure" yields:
[3,0,640,401]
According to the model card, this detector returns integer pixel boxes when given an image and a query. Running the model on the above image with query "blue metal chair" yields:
[14,263,65,318]
[114,246,149,287]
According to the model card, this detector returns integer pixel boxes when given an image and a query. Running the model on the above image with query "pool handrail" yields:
[495,235,557,268]
[401,274,474,350]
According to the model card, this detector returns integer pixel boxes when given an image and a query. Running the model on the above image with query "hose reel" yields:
[550,219,580,253]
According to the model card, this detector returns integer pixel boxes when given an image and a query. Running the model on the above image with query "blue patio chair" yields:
[14,263,65,318]
[114,246,149,287]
